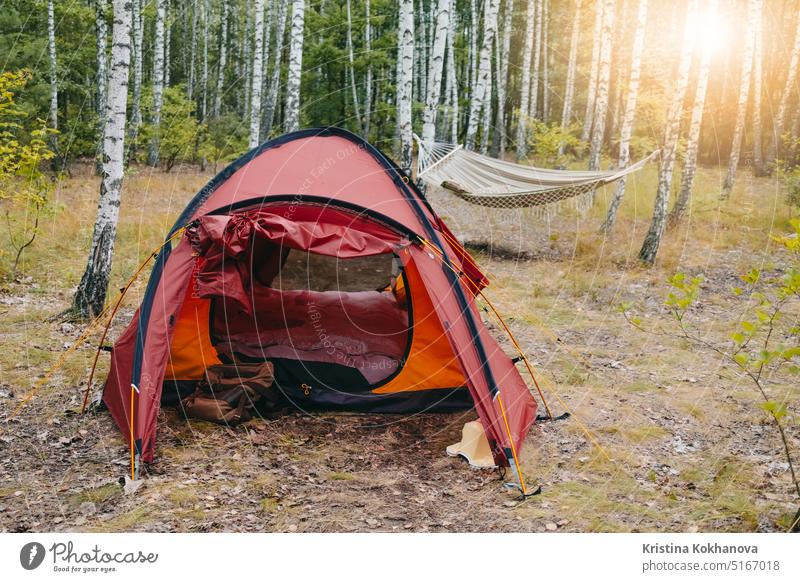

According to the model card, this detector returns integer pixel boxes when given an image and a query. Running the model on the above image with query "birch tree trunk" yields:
[558,0,582,157]
[263,0,289,136]
[189,2,198,100]
[752,1,764,175]
[73,0,132,318]
[491,0,513,157]
[242,0,251,115]
[668,0,718,227]
[601,0,648,232]
[258,0,273,142]
[47,0,58,132]
[364,0,373,139]
[163,0,170,86]
[421,0,450,148]
[528,0,543,120]
[283,0,305,133]
[346,0,363,134]
[721,0,759,198]
[468,0,477,96]
[465,0,499,151]
[201,0,209,121]
[581,0,603,143]
[127,0,142,161]
[248,0,266,147]
[94,0,108,173]
[147,0,166,167]
[446,0,459,144]
[588,0,615,171]
[213,0,229,118]
[639,0,698,265]
[515,0,535,160]
[542,0,550,123]
[766,8,800,168]
[396,0,415,174]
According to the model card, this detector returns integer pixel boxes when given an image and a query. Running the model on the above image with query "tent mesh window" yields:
[211,249,411,387]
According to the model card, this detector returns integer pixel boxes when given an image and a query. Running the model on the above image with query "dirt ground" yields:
[0,169,798,532]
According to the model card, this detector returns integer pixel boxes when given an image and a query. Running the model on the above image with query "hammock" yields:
[414,136,659,209]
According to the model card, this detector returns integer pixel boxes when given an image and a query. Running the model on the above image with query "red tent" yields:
[103,128,537,485]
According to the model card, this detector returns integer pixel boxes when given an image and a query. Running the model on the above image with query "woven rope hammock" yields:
[414,135,659,210]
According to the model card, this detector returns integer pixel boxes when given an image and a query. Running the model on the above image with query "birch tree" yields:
[515,1,535,159]
[73,0,132,318]
[346,0,363,134]
[248,0,265,147]
[188,2,198,101]
[529,0,543,120]
[127,0,143,158]
[201,0,209,121]
[752,1,764,175]
[283,0,305,133]
[147,0,166,167]
[581,0,604,143]
[94,0,108,172]
[721,0,759,198]
[446,0,458,144]
[421,0,451,148]
[639,0,698,265]
[465,0,499,151]
[559,0,582,157]
[601,0,648,232]
[492,0,513,157]
[263,0,289,135]
[542,0,550,122]
[766,7,800,168]
[588,0,615,171]
[364,0,373,139]
[163,0,170,86]
[47,0,58,133]
[396,0,414,174]
[668,0,719,227]
[213,0,229,118]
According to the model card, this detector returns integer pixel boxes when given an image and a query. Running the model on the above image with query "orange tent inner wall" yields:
[371,252,467,394]
[164,280,221,381]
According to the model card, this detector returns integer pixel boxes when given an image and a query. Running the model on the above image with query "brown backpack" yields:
[181,362,277,425]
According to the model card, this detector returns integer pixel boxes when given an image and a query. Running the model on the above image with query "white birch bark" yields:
[213,0,229,118]
[248,0,266,148]
[147,0,166,167]
[528,0,543,120]
[47,0,58,131]
[668,0,718,226]
[74,0,132,318]
[558,0,582,156]
[421,0,450,148]
[468,0,477,96]
[396,0,415,174]
[283,0,305,133]
[364,0,373,139]
[581,0,603,143]
[163,0,170,86]
[588,0,615,171]
[263,0,289,135]
[189,2,198,100]
[446,0,458,144]
[722,0,759,198]
[346,0,363,134]
[127,0,142,157]
[258,0,273,141]
[542,0,550,123]
[752,1,764,175]
[201,0,209,121]
[767,7,800,166]
[243,0,251,114]
[465,0,499,151]
[601,0,648,232]
[94,0,109,172]
[639,0,698,264]
[492,0,513,157]
[515,1,535,160]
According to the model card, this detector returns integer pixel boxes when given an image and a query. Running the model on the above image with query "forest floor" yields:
[0,162,798,532]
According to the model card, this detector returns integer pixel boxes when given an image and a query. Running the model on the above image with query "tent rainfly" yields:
[103,127,538,492]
